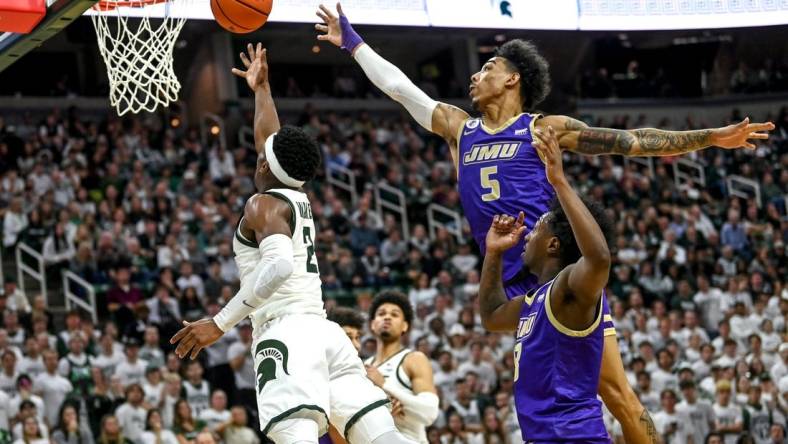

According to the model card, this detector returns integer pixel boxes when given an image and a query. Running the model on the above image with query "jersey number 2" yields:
[302,227,318,274]
[480,166,500,202]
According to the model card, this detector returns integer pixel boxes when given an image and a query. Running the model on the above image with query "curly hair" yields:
[369,290,414,327]
[271,125,322,183]
[327,307,365,330]
[495,39,551,110]
[546,195,614,267]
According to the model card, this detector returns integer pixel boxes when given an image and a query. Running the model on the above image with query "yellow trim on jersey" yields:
[529,113,546,164]
[481,112,525,134]
[604,328,617,337]
[603,314,613,323]
[544,280,603,338]
[454,117,470,176]
[523,292,536,307]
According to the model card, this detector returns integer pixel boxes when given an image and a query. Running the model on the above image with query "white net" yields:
[91,0,190,116]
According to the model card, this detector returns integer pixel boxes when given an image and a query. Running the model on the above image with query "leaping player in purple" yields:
[315,3,774,443]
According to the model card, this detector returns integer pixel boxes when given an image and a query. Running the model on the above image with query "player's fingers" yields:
[744,142,756,149]
[319,4,335,20]
[748,132,769,140]
[736,117,750,128]
[230,68,246,78]
[256,42,263,57]
[169,327,187,344]
[315,24,329,32]
[515,225,527,238]
[316,10,330,23]
[492,215,500,225]
[516,211,525,226]
[190,345,203,361]
[747,122,774,132]
[174,335,194,357]
[336,2,344,15]
[246,43,255,63]
[317,34,330,41]
[239,52,251,68]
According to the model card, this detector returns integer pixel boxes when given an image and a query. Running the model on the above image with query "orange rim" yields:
[93,0,170,11]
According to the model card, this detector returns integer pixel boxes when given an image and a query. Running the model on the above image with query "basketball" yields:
[210,0,272,34]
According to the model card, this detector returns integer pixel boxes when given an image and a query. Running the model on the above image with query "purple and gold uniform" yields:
[513,280,610,443]
[456,114,615,336]
[457,114,614,439]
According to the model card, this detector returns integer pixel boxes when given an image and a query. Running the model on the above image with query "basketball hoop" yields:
[91,0,191,116]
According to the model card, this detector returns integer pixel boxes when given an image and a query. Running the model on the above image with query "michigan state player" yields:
[480,125,614,443]
[171,44,417,444]
[364,292,439,444]
[315,4,775,442]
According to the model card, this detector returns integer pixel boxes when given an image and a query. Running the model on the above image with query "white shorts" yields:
[251,313,392,439]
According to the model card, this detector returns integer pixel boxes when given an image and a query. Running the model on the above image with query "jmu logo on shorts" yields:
[516,313,537,339]
[462,142,522,165]
[255,339,290,394]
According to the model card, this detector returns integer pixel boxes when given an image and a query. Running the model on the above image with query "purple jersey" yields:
[457,113,551,285]
[455,113,616,334]
[514,279,611,443]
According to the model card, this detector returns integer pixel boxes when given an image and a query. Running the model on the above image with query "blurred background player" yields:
[169,44,417,444]
[315,4,775,443]
[478,125,616,443]
[364,291,439,443]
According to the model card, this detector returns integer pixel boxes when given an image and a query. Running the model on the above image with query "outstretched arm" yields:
[539,115,774,157]
[315,3,469,159]
[479,212,527,332]
[533,126,610,308]
[232,43,280,153]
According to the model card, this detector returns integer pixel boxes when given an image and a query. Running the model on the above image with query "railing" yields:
[726,175,762,208]
[623,157,654,178]
[375,182,409,241]
[15,242,47,307]
[62,270,97,324]
[326,163,358,207]
[427,204,463,243]
[673,158,705,188]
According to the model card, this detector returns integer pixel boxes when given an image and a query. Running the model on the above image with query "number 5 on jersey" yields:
[303,227,318,273]
[480,166,500,202]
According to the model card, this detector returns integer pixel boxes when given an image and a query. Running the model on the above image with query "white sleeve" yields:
[353,44,438,131]
[212,234,294,332]
[382,379,440,426]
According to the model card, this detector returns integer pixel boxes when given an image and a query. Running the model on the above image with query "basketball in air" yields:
[210,0,272,33]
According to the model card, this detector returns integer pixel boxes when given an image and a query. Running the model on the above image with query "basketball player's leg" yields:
[323,321,416,444]
[268,418,320,444]
[599,334,658,444]
[253,315,331,443]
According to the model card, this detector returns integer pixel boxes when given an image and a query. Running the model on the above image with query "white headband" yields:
[264,133,305,188]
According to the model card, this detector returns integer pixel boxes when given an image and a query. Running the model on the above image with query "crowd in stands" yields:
[0,101,785,444]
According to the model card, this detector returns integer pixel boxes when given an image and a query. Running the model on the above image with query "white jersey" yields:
[365,348,427,443]
[233,188,324,330]
[182,380,211,417]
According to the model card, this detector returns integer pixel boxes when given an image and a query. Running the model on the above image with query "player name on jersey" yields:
[296,201,313,220]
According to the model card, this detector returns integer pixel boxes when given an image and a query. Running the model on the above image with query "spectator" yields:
[721,209,748,253]
[652,389,692,444]
[97,415,133,444]
[0,350,19,397]
[3,280,30,314]
[714,380,744,444]
[51,402,94,444]
[11,400,47,441]
[13,416,48,444]
[677,380,715,444]
[198,390,231,433]
[172,399,207,443]
[141,367,163,409]
[3,198,28,248]
[220,406,259,444]
[114,384,146,444]
[140,410,177,444]
[115,337,147,387]
[33,350,73,427]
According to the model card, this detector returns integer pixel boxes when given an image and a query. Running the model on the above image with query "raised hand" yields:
[710,117,774,149]
[231,43,269,92]
[315,3,344,47]
[485,212,526,254]
[533,125,566,186]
